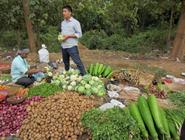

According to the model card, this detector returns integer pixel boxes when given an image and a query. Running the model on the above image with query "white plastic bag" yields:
[123,86,141,94]
[38,44,49,63]
[99,103,115,111]
[110,99,125,108]
[107,91,119,98]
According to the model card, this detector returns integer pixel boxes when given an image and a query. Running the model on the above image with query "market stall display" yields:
[18,92,97,140]
[112,69,140,86]
[128,95,180,140]
[28,83,63,97]
[0,62,185,140]
[87,63,113,78]
[51,69,106,96]
[0,96,42,137]
[82,107,141,140]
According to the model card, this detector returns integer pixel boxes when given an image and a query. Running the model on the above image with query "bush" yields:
[80,30,107,49]
[80,27,175,54]
[0,30,29,50]
[39,26,60,52]
[123,28,171,53]
[0,30,17,49]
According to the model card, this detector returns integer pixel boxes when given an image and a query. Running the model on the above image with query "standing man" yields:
[60,5,86,75]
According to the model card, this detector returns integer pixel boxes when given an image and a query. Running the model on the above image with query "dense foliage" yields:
[0,0,182,53]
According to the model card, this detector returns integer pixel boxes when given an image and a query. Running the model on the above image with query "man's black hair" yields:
[62,5,72,12]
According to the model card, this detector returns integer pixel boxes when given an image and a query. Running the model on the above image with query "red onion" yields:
[0,96,43,137]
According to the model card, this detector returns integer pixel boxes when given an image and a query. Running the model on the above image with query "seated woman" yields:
[11,48,43,87]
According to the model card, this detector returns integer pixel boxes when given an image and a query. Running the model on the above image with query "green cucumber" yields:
[129,103,149,138]
[148,95,165,134]
[138,96,158,140]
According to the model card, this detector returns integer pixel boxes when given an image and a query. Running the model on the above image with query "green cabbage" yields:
[85,84,91,89]
[92,87,98,94]
[78,86,85,93]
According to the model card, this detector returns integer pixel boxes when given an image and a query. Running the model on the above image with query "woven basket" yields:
[0,95,6,102]
[0,90,8,102]
[6,95,27,105]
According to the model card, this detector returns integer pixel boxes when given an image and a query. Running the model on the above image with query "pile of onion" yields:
[0,96,42,137]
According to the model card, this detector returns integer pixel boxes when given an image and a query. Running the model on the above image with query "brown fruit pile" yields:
[18,92,97,140]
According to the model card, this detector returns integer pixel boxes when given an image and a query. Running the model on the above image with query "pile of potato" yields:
[18,92,97,140]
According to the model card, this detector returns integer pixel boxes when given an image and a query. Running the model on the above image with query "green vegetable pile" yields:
[28,83,63,97]
[87,63,113,78]
[76,75,106,96]
[81,108,141,140]
[168,91,185,108]
[164,91,185,139]
[51,69,106,96]
[0,74,11,81]
[129,95,180,140]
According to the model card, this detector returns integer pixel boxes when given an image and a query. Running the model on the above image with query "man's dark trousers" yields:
[62,46,86,75]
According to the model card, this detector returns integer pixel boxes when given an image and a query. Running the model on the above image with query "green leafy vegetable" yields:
[81,108,141,140]
[28,83,63,97]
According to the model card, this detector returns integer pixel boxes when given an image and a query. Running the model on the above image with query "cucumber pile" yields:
[129,95,179,140]
[87,63,113,78]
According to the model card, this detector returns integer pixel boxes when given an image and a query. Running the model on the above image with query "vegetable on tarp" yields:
[147,95,165,134]
[138,96,158,140]
[129,103,148,138]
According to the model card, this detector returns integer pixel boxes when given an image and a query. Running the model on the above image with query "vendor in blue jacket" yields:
[11,48,44,87]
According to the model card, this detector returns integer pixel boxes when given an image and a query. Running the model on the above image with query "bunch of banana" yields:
[87,63,113,78]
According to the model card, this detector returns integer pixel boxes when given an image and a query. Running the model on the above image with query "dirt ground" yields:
[1,44,185,77]
[48,45,185,77]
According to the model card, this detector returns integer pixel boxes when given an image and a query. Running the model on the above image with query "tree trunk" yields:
[171,0,185,60]
[22,0,36,52]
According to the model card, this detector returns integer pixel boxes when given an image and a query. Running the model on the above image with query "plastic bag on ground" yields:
[110,99,125,108]
[166,75,185,84]
[99,99,125,111]
[107,91,119,98]
[123,86,141,94]
[99,103,115,111]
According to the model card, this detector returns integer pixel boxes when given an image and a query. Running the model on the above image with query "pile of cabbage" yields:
[51,69,106,96]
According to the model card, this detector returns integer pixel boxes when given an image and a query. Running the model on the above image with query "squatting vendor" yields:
[11,48,45,87]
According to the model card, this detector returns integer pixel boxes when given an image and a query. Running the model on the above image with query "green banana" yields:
[97,64,104,76]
